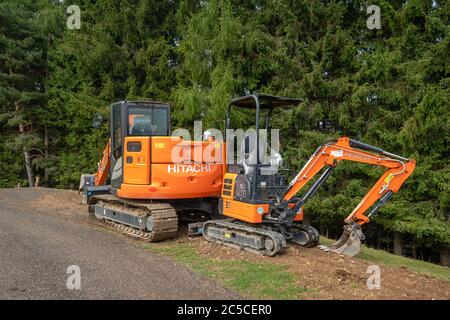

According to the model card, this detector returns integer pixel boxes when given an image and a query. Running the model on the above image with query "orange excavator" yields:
[81,94,415,256]
[80,100,225,242]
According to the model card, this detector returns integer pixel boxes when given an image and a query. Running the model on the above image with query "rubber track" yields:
[203,219,287,256]
[91,194,178,242]
[289,223,320,248]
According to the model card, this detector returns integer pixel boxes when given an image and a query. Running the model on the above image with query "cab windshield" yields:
[128,105,169,136]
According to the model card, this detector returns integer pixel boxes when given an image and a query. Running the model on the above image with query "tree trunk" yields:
[393,231,403,256]
[22,138,34,187]
[15,101,34,187]
[22,141,34,187]
[411,242,417,259]
[440,247,450,267]
[375,239,382,250]
[376,226,383,249]
[44,128,49,182]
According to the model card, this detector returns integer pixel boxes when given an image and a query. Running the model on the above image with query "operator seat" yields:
[130,118,157,136]
[238,132,283,176]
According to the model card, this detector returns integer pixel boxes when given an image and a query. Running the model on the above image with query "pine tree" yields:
[46,0,181,186]
[0,1,47,187]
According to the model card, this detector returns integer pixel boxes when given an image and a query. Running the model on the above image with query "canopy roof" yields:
[229,93,302,109]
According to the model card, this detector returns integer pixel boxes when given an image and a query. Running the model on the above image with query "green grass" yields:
[357,246,450,281]
[143,243,311,299]
[320,237,450,282]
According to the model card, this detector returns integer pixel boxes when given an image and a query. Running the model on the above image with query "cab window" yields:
[112,103,122,159]
[128,106,169,136]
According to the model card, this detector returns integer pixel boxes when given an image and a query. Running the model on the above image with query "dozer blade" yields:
[318,224,363,257]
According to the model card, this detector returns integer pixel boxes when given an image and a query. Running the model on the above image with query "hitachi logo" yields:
[167,164,211,173]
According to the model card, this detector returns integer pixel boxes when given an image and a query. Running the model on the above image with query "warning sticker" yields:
[331,150,344,158]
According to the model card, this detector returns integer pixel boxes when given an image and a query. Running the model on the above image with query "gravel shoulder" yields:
[0,188,239,299]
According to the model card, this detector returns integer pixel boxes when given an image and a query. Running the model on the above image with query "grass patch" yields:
[319,237,450,282]
[144,243,310,299]
[357,246,450,282]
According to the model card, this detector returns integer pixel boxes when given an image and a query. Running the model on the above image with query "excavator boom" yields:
[281,137,416,256]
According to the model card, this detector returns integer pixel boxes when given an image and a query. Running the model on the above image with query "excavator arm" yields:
[94,140,110,186]
[79,140,110,194]
[279,137,416,256]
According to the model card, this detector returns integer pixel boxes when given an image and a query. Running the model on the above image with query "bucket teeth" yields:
[319,224,363,257]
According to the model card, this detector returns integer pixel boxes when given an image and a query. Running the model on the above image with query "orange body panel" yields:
[151,137,223,164]
[288,203,303,221]
[123,137,151,184]
[117,136,225,199]
[222,199,269,223]
[221,173,272,223]
[221,173,302,222]
[294,212,303,221]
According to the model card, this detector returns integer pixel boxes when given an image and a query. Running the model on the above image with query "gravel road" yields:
[0,188,239,299]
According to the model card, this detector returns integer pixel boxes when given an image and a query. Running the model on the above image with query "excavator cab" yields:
[221,94,306,224]
[109,101,171,189]
[79,101,171,194]
[224,94,302,203]
[80,99,226,243]
[203,94,321,255]
[82,99,225,200]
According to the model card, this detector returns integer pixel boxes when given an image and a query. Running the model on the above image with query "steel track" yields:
[90,194,178,242]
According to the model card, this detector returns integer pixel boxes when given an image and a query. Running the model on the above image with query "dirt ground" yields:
[3,187,449,300]
[187,237,449,299]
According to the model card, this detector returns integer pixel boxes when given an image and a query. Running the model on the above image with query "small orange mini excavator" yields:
[81,94,416,256]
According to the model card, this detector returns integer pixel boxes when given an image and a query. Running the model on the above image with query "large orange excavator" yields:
[81,94,415,256]
[80,100,226,242]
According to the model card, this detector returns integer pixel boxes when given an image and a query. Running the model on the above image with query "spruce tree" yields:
[0,1,47,187]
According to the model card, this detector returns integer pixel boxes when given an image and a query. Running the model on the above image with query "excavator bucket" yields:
[318,224,364,257]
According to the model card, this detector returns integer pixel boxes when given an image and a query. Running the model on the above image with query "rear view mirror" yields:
[92,113,103,128]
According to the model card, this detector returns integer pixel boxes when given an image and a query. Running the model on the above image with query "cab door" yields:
[110,102,124,189]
